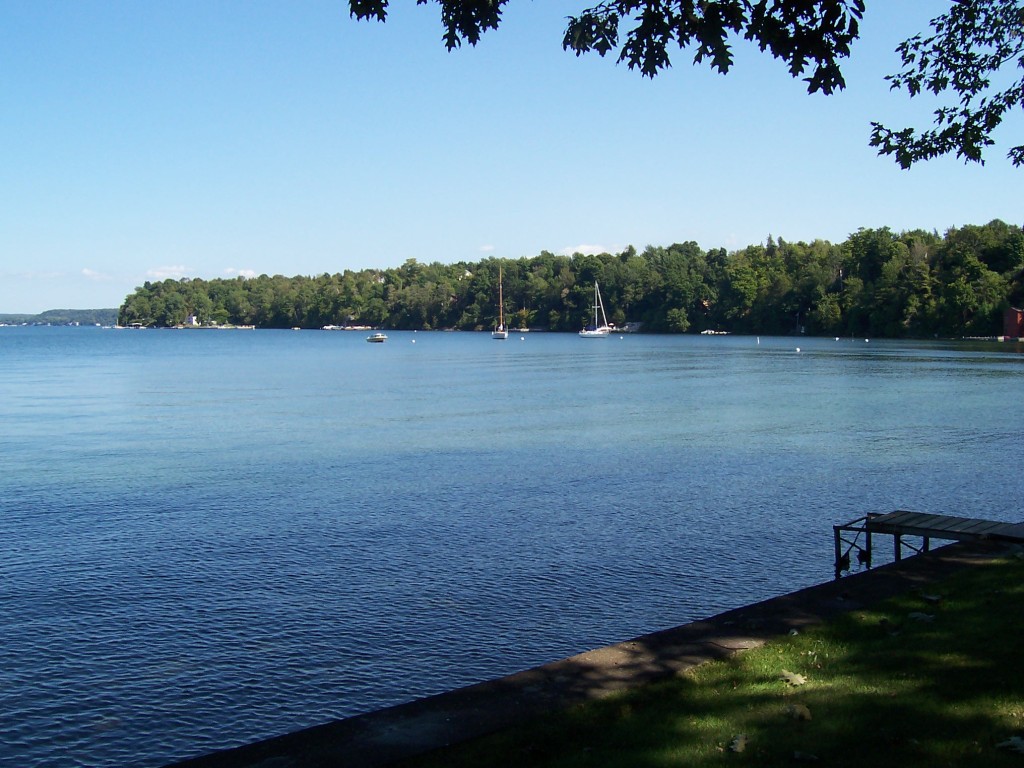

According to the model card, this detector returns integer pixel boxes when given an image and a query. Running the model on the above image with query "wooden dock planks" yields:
[866,510,1024,543]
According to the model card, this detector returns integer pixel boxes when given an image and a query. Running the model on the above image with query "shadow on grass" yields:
[166,544,1020,768]
[398,552,1024,768]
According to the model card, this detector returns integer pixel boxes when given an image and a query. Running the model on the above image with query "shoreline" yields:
[164,540,1011,768]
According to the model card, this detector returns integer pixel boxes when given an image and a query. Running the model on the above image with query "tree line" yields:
[118,220,1024,338]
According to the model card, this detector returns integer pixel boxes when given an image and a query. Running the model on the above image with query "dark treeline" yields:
[119,220,1024,337]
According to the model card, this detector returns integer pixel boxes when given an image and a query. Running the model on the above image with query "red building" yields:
[1005,307,1024,338]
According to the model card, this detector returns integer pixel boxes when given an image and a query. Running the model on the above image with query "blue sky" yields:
[2,1,1021,313]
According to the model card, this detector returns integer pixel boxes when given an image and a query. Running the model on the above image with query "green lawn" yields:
[399,552,1024,768]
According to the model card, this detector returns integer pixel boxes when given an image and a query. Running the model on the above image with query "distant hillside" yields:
[0,308,119,326]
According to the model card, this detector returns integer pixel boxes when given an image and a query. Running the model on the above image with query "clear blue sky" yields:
[2,1,1021,313]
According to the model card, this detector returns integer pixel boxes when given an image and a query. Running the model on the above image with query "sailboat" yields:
[491,266,509,339]
[579,280,612,338]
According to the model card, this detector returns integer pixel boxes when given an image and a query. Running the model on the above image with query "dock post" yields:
[923,536,930,553]
[833,525,842,579]
[894,534,902,562]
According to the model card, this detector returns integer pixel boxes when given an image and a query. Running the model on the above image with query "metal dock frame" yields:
[834,510,1024,579]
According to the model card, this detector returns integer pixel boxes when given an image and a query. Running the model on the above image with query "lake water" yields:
[2,326,1022,767]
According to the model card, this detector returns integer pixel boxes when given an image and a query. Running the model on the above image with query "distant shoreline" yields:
[0,308,118,326]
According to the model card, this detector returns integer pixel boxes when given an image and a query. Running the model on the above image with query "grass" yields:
[398,552,1024,768]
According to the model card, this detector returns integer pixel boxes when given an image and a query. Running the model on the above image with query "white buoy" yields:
[411,339,416,344]
[520,336,525,341]
[796,347,801,352]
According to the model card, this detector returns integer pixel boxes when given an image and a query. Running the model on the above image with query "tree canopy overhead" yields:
[869,0,1024,168]
[349,0,1023,168]
[351,0,865,92]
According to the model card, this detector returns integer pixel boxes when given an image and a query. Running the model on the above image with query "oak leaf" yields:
[780,669,807,686]
[730,734,749,753]
[788,703,813,721]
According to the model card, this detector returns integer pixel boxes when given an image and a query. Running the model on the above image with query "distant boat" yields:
[492,266,509,340]
[366,332,388,343]
[579,281,612,338]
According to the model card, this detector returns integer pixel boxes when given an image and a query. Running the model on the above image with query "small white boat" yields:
[579,281,612,338]
[366,332,388,343]
[492,266,508,340]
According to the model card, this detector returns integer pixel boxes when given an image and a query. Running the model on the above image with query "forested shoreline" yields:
[118,220,1023,338]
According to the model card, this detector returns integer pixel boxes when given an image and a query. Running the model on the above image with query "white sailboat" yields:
[579,280,611,338]
[492,266,509,339]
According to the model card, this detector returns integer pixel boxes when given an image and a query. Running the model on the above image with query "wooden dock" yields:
[834,510,1024,578]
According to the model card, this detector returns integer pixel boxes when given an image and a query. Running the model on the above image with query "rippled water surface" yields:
[2,327,1023,767]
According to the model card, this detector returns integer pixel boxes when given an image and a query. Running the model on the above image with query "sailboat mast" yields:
[579,279,611,337]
